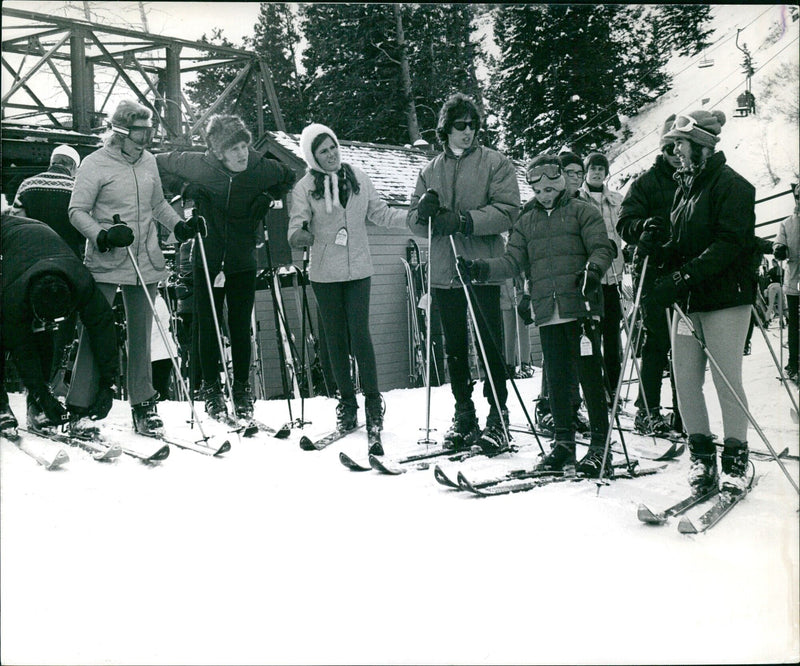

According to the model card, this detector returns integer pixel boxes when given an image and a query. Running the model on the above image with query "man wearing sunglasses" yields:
[1,212,119,438]
[617,113,683,436]
[408,93,520,454]
[648,108,757,496]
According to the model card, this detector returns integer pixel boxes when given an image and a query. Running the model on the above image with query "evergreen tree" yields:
[653,4,715,57]
[489,4,677,159]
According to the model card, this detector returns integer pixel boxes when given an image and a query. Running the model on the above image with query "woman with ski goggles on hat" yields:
[67,98,185,437]
[460,154,615,477]
[647,109,757,496]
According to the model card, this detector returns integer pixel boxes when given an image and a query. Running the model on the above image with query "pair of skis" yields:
[638,473,759,534]
[440,460,666,497]
[338,444,482,474]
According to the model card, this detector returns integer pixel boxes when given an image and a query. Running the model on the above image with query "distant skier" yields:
[457,154,614,477]
[1,212,119,436]
[648,109,757,495]
[407,93,521,454]
[773,182,800,382]
[288,122,408,455]
[156,114,296,422]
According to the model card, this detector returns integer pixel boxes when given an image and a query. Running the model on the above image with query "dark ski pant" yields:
[635,292,679,413]
[787,294,799,372]
[312,277,379,401]
[433,284,508,413]
[601,283,622,397]
[194,267,255,387]
[539,320,608,448]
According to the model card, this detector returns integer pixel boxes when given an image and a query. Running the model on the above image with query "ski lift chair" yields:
[698,52,715,68]
[734,91,755,117]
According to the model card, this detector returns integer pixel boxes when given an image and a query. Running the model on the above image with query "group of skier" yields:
[1,92,797,499]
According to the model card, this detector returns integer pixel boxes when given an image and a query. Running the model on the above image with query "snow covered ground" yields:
[1,319,798,665]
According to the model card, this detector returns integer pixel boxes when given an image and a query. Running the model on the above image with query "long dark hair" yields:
[309,132,360,205]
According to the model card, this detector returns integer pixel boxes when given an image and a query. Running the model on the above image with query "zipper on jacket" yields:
[132,165,141,286]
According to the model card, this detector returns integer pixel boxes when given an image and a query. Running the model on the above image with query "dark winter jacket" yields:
[484,192,615,324]
[407,144,520,288]
[12,164,85,258]
[661,151,756,313]
[156,148,294,275]
[1,214,118,392]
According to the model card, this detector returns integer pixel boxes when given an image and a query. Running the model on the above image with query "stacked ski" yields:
[2,428,70,470]
[104,424,229,457]
[637,489,719,525]
[678,478,759,534]
[19,426,121,462]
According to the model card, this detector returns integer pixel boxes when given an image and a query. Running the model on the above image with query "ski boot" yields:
[478,406,510,456]
[687,434,718,496]
[336,396,358,433]
[534,399,554,437]
[517,363,535,379]
[201,381,228,421]
[26,392,64,433]
[720,438,749,495]
[634,407,671,436]
[443,400,480,451]
[132,394,164,436]
[232,380,254,420]
[536,440,576,473]
[365,393,385,456]
[576,446,613,478]
[0,401,19,439]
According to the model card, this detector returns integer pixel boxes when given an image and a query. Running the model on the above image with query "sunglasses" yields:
[451,120,477,132]
[527,164,562,184]
[672,115,715,137]
[663,143,676,156]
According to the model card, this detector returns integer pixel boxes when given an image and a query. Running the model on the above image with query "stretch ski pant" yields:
[433,284,508,413]
[67,282,157,408]
[502,308,530,366]
[194,267,256,387]
[601,283,623,397]
[539,320,608,448]
[671,304,750,442]
[635,283,679,413]
[312,277,379,401]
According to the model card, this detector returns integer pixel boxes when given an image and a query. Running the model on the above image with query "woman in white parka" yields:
[287,123,407,455]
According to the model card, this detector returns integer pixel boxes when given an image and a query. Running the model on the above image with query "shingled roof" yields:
[256,130,533,207]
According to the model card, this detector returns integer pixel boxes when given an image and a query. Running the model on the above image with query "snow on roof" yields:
[267,130,533,207]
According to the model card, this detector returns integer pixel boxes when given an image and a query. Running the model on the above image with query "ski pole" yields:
[751,304,799,421]
[194,221,237,412]
[449,236,510,446]
[115,215,212,444]
[418,215,436,445]
[298,223,312,426]
[672,303,799,496]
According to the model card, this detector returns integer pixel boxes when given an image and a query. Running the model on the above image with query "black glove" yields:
[265,164,297,201]
[646,270,690,309]
[31,387,68,425]
[576,263,603,298]
[636,217,670,258]
[774,244,788,261]
[456,257,490,283]
[96,224,134,252]
[432,210,473,236]
[88,384,115,421]
[289,227,315,248]
[517,294,533,325]
[417,190,440,223]
[173,210,207,243]
[250,193,274,222]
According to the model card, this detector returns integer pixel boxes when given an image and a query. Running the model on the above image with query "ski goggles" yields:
[112,124,155,146]
[526,163,562,184]
[671,115,716,137]
[451,120,477,131]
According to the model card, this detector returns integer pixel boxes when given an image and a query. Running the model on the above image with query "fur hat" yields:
[584,152,610,173]
[299,123,341,213]
[659,114,677,149]
[205,114,252,154]
[28,272,73,322]
[663,109,726,149]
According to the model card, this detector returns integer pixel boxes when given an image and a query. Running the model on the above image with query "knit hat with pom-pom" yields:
[663,109,726,149]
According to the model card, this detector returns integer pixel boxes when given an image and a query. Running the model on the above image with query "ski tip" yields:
[433,464,455,488]
[636,503,665,525]
[216,440,232,455]
[149,445,170,462]
[339,451,370,471]
[49,449,70,469]
[299,436,315,451]
[369,454,404,475]
[677,516,698,534]
[275,424,292,439]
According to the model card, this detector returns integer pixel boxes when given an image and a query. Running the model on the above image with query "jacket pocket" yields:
[84,242,128,273]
